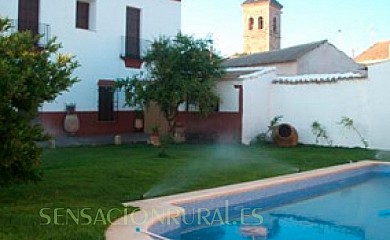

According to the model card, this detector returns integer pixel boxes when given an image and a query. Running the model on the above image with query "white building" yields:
[355,40,390,65]
[216,60,390,150]
[0,0,181,135]
[175,67,274,144]
[224,40,363,76]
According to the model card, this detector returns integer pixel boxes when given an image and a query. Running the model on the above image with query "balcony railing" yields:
[8,19,51,46]
[120,36,151,60]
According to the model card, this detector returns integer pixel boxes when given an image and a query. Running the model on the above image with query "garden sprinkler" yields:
[140,193,150,200]
[136,227,172,240]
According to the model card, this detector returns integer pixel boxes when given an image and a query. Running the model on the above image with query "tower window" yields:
[248,17,254,30]
[273,17,277,33]
[258,17,264,30]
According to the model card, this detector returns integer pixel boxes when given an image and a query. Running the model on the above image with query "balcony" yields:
[120,36,151,68]
[8,19,51,47]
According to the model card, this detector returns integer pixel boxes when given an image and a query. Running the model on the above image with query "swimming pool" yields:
[106,161,390,240]
[164,171,390,240]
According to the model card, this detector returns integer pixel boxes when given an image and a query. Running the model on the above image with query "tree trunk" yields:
[165,106,178,136]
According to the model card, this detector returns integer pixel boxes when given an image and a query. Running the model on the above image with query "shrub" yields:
[0,18,78,185]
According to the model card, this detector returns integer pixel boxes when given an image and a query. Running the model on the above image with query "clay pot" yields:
[134,118,144,131]
[174,123,185,143]
[150,133,160,146]
[134,111,144,132]
[114,135,122,145]
[272,123,298,147]
[64,113,80,135]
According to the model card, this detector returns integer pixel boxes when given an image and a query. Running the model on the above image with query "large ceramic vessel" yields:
[63,105,80,135]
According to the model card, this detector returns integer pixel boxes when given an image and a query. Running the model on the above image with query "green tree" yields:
[117,33,225,133]
[0,18,79,185]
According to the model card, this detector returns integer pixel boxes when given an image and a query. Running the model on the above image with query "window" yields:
[258,17,264,30]
[186,101,199,112]
[273,17,277,33]
[76,1,89,29]
[184,99,219,112]
[213,100,220,112]
[248,17,254,30]
[98,85,114,121]
[18,0,39,35]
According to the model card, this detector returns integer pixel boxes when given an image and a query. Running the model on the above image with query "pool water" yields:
[164,173,390,240]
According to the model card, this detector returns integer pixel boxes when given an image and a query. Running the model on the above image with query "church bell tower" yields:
[242,0,283,54]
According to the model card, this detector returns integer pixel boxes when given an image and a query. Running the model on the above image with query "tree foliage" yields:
[117,33,225,133]
[0,18,79,185]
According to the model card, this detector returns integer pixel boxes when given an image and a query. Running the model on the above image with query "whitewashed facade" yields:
[0,0,181,135]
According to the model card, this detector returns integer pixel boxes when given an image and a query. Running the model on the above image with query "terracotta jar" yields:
[272,123,298,147]
[134,111,144,132]
[63,105,80,135]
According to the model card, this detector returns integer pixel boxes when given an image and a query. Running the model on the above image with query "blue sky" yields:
[182,0,390,57]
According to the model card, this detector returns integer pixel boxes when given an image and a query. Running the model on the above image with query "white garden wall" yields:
[234,60,390,149]
[367,60,390,150]
[270,79,370,148]
[253,60,390,150]
[241,70,275,145]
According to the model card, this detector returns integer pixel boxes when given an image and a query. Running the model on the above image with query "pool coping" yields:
[105,160,389,240]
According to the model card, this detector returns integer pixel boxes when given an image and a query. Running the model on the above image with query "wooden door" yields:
[98,86,114,121]
[144,102,170,135]
[125,7,141,58]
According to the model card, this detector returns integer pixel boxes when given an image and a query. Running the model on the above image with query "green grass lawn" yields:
[0,144,382,240]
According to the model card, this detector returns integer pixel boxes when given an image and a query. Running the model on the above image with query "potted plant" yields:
[174,121,185,143]
[150,125,160,146]
[63,103,80,135]
[65,103,76,114]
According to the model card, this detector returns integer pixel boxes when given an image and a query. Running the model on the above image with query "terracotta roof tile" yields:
[355,41,390,64]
